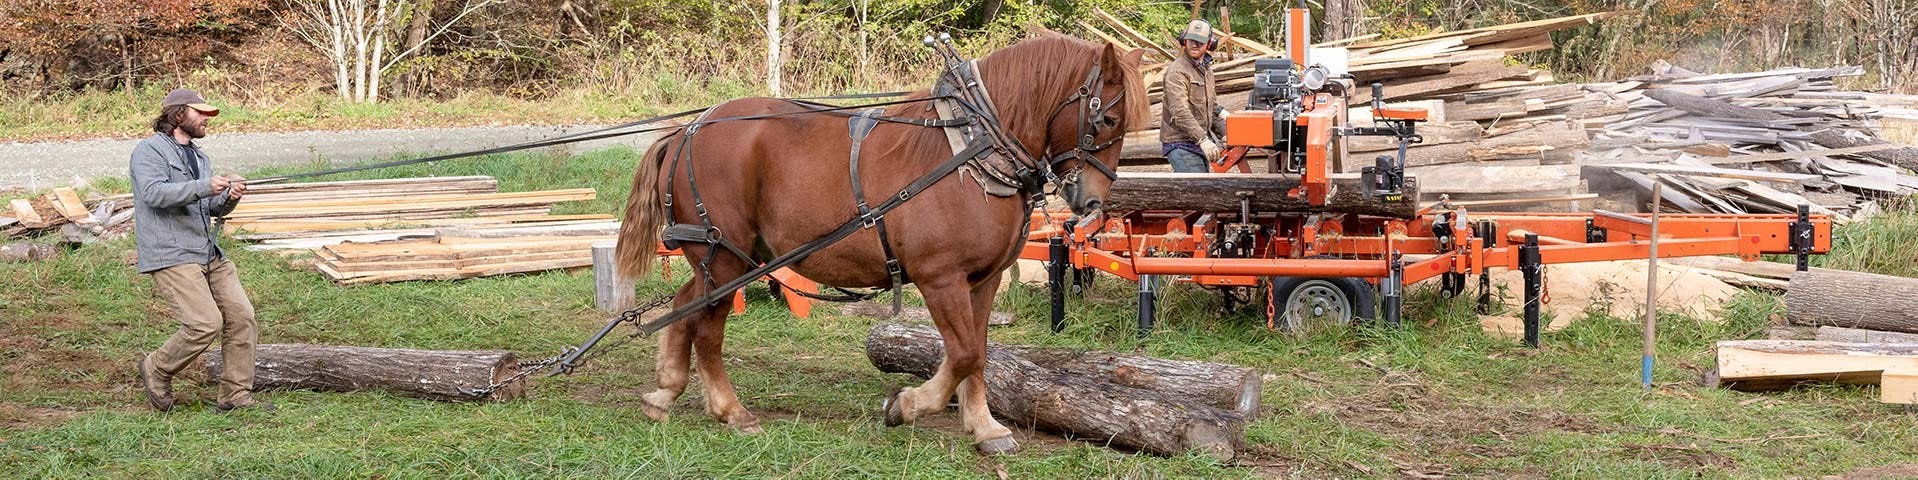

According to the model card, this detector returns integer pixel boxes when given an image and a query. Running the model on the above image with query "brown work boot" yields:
[215,391,276,413]
[136,353,175,412]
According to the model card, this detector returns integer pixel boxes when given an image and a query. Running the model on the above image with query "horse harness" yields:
[555,37,1129,375]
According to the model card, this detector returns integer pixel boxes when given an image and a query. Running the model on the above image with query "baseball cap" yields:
[1180,20,1214,45]
[161,88,220,116]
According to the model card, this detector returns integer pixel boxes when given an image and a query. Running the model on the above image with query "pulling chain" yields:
[466,294,677,398]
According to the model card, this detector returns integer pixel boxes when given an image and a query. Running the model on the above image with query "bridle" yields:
[1040,61,1126,193]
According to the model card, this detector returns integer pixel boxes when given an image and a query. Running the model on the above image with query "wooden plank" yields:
[335,254,595,285]
[1076,20,1136,51]
[1091,8,1175,63]
[1423,193,1598,209]
[1707,340,1918,392]
[1353,61,1530,104]
[229,189,594,214]
[1884,368,1918,404]
[1406,164,1580,194]
[46,188,95,224]
[8,199,44,227]
[326,249,595,275]
[227,214,615,236]
[1593,163,1820,183]
[1817,326,1918,344]
[1223,35,1281,57]
[1703,143,1910,166]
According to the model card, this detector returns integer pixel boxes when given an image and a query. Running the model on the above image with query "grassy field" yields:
[3,147,1916,478]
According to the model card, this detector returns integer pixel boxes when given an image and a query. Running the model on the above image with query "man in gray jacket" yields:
[131,88,271,412]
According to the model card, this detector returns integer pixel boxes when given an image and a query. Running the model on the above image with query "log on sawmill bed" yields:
[204,344,526,402]
[865,323,1248,460]
[1102,172,1419,218]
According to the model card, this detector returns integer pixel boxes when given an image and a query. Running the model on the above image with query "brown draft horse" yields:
[613,32,1148,454]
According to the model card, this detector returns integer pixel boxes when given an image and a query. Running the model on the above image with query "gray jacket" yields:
[130,133,237,273]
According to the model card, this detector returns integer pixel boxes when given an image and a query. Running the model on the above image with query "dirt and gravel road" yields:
[0,125,667,189]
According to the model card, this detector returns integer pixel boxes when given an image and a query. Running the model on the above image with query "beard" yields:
[179,120,208,139]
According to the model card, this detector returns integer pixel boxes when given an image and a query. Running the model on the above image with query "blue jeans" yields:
[1167,148,1208,173]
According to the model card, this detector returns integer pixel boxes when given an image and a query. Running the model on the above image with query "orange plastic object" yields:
[1224,110,1277,147]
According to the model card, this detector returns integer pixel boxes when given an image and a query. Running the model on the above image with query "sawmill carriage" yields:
[1024,6,1835,343]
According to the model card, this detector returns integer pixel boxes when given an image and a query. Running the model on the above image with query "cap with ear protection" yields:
[1179,19,1217,50]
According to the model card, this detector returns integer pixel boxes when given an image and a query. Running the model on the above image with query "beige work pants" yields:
[148,259,257,403]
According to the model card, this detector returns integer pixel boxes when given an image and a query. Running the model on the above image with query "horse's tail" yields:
[616,132,675,281]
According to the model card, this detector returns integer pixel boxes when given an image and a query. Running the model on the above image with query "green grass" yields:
[3,150,1917,478]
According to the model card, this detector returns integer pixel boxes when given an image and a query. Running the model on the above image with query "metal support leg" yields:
[1383,253,1404,327]
[1477,220,1497,315]
[1047,236,1067,333]
[1791,204,1813,272]
[1137,274,1158,338]
[1520,233,1543,348]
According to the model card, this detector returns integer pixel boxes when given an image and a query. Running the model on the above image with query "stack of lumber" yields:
[208,175,620,285]
[313,229,615,285]
[227,176,612,251]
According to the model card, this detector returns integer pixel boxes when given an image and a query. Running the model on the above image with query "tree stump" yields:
[1786,270,1918,334]
[864,323,1247,460]
[204,344,525,402]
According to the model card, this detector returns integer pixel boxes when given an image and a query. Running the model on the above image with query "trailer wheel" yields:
[1265,276,1376,332]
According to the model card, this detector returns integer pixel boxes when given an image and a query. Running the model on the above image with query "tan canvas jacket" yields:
[1158,55,1221,145]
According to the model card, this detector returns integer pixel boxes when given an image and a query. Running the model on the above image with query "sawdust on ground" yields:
[1482,260,1740,336]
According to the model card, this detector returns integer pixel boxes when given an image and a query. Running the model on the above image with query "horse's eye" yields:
[1101,114,1120,128]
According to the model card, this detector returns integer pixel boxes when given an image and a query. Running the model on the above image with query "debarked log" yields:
[204,344,525,402]
[864,323,1247,460]
[1102,172,1420,218]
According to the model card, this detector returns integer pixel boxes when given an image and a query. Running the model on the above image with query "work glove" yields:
[1199,138,1222,160]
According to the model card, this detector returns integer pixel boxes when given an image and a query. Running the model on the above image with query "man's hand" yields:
[1199,138,1222,160]
[220,174,247,200]
[209,175,231,195]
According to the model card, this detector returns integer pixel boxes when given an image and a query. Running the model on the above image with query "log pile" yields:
[865,323,1257,460]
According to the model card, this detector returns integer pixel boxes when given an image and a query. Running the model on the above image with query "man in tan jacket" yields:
[1160,19,1227,173]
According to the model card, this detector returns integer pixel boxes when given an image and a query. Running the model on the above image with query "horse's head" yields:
[980,33,1149,219]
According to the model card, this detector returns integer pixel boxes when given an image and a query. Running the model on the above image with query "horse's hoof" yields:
[734,423,764,435]
[881,387,908,427]
[975,435,1020,456]
[639,400,670,422]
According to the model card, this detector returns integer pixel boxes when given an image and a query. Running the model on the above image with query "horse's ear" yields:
[1124,48,1147,65]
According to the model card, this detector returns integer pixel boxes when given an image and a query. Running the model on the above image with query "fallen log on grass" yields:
[1704,340,1918,392]
[1786,269,1918,334]
[0,242,56,262]
[1104,172,1420,218]
[204,344,526,402]
[864,323,1246,460]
